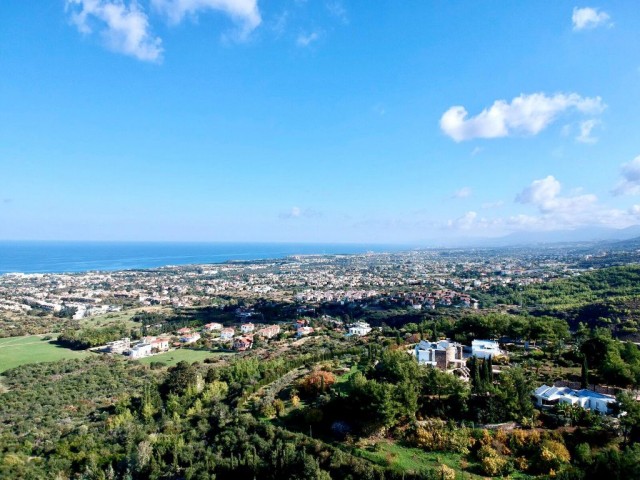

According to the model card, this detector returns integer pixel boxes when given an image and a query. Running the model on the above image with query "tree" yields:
[298,371,336,398]
[581,356,589,389]
[162,361,199,396]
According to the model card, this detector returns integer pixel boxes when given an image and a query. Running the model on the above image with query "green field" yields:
[0,334,92,373]
[354,440,532,479]
[81,307,168,329]
[137,348,233,367]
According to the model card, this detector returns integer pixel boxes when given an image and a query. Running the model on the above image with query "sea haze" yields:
[0,242,406,275]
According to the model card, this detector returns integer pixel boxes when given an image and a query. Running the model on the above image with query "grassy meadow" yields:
[0,334,91,373]
[137,348,233,367]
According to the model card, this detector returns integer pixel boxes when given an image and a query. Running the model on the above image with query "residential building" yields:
[106,338,131,354]
[241,323,255,334]
[297,326,314,337]
[414,339,465,370]
[128,342,152,359]
[220,328,235,341]
[533,385,616,414]
[180,333,201,344]
[471,339,504,359]
[256,325,281,339]
[233,335,253,351]
[204,322,223,331]
[348,321,372,336]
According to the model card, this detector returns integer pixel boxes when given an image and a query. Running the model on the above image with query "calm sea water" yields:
[0,242,405,275]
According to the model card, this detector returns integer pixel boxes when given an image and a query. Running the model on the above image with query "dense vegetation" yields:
[3,265,640,478]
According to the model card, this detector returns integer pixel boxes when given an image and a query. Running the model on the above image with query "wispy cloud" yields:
[576,119,600,143]
[452,187,472,199]
[66,0,163,62]
[152,0,261,39]
[572,7,612,31]
[613,156,640,195]
[296,31,319,47]
[279,206,323,219]
[326,1,348,24]
[440,92,605,142]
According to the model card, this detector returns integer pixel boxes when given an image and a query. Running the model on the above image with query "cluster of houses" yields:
[105,335,171,359]
[411,338,619,415]
[414,339,505,369]
[413,339,505,379]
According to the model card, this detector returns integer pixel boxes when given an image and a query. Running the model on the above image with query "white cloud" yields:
[613,156,640,195]
[66,0,163,62]
[296,31,319,47]
[452,187,472,199]
[576,119,600,143]
[515,175,597,215]
[279,206,322,219]
[151,0,261,37]
[447,211,479,230]
[440,92,605,142]
[572,7,612,31]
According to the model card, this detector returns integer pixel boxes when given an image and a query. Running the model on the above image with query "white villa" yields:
[471,339,504,359]
[533,385,616,414]
[180,332,201,344]
[414,339,465,370]
[220,328,235,341]
[241,323,255,334]
[128,342,152,359]
[204,322,223,331]
[348,321,372,336]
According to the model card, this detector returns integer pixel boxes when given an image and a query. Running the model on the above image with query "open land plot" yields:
[137,348,233,367]
[80,306,171,329]
[354,439,533,479]
[0,334,91,372]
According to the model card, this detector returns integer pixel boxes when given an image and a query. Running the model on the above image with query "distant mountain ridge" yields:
[433,225,640,248]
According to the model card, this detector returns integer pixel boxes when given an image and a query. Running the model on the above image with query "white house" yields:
[348,321,372,336]
[241,323,255,334]
[471,340,504,359]
[204,322,223,331]
[220,328,235,341]
[143,336,170,352]
[533,385,616,414]
[128,342,152,359]
[180,333,201,344]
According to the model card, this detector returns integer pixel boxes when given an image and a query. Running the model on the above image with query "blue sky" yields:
[1,1,640,243]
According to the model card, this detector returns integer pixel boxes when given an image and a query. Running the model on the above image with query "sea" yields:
[0,241,407,275]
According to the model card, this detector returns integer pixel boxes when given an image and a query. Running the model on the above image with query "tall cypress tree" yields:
[581,356,589,389]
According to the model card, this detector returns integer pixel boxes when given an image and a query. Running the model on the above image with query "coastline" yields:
[0,241,409,275]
